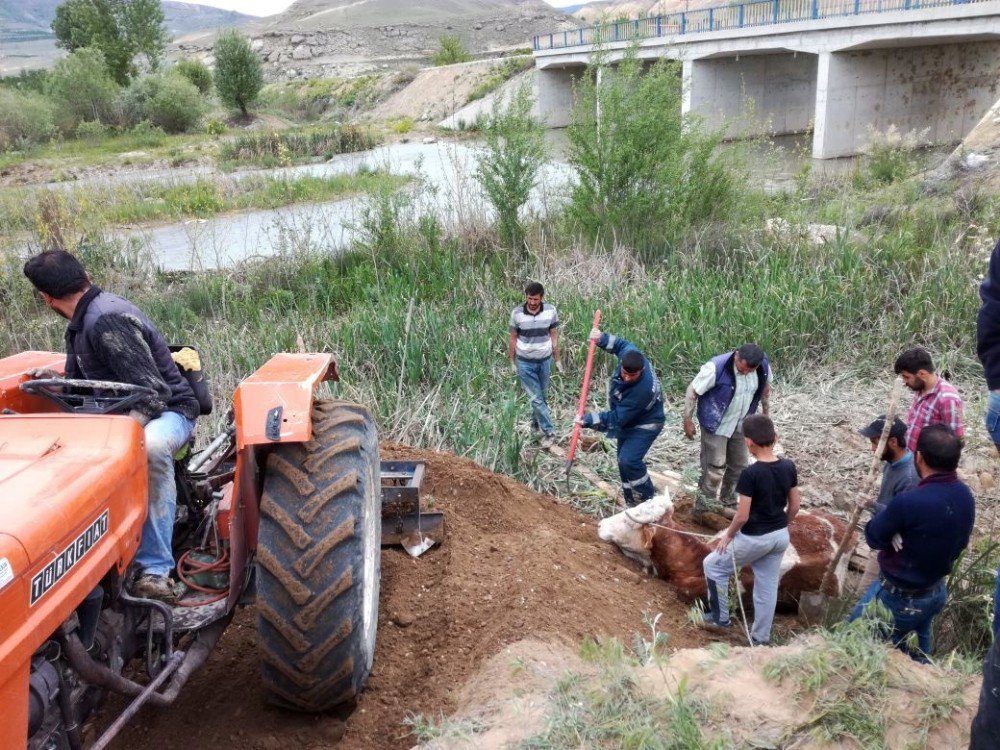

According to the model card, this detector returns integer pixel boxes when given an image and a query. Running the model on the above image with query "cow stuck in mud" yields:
[597,492,854,602]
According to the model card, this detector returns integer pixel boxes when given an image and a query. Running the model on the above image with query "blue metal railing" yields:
[533,0,989,50]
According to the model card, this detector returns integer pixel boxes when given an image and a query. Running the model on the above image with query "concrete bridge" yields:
[532,0,1000,158]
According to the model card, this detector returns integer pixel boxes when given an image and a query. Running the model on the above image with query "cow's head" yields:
[597,491,674,563]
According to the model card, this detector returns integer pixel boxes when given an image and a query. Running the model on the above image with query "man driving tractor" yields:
[23,250,199,604]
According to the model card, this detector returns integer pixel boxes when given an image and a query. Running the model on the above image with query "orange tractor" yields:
[0,349,439,749]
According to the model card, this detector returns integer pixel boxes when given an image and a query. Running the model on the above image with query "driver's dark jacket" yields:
[65,286,199,421]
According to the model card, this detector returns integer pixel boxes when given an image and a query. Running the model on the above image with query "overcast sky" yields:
[191,0,582,17]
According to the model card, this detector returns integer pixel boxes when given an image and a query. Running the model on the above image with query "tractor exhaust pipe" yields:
[61,612,231,734]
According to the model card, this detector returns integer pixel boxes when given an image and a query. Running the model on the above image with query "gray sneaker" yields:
[540,434,557,450]
[132,574,182,604]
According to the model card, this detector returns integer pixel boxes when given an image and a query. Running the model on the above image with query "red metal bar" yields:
[566,310,601,471]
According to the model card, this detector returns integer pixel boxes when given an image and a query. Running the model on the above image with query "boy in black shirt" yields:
[702,414,800,644]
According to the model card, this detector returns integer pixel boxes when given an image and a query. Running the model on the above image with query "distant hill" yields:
[175,0,582,80]
[573,0,716,23]
[0,0,256,42]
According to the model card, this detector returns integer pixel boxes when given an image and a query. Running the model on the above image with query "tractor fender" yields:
[232,353,339,449]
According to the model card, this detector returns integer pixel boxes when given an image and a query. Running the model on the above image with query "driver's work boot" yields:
[132,573,182,604]
[692,492,723,524]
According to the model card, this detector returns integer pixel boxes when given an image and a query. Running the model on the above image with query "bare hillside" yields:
[574,0,717,23]
[177,0,580,80]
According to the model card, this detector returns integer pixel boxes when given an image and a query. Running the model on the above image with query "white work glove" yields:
[510,361,517,375]
[26,367,61,380]
[555,358,564,374]
[891,533,903,552]
[589,327,602,341]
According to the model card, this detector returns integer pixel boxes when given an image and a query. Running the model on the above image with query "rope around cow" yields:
[621,508,756,647]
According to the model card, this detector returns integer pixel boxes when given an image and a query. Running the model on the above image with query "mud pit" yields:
[105,445,712,749]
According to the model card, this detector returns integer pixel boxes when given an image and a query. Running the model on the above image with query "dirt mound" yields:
[105,444,707,750]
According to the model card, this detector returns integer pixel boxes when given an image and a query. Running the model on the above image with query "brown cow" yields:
[598,492,853,602]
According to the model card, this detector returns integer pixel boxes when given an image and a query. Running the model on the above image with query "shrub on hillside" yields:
[0,89,56,150]
[174,58,213,95]
[214,29,263,117]
[45,47,119,133]
[432,35,472,66]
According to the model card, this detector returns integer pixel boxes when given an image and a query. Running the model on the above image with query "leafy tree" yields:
[213,30,263,117]
[45,47,119,132]
[476,85,546,252]
[52,0,167,85]
[567,49,738,254]
[432,35,472,66]
[121,71,206,132]
[174,58,213,95]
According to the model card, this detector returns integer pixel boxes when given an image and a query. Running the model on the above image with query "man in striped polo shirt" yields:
[509,282,561,447]
[894,347,965,452]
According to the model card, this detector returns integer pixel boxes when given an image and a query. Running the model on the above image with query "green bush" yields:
[146,73,206,133]
[861,125,928,186]
[214,29,263,116]
[476,85,546,251]
[0,88,56,150]
[567,50,741,256]
[121,72,206,133]
[391,117,415,135]
[45,47,119,132]
[217,125,381,167]
[204,118,227,136]
[174,58,213,95]
[432,34,472,66]
[76,119,108,143]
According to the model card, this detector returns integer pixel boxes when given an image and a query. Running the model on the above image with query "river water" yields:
[10,135,854,271]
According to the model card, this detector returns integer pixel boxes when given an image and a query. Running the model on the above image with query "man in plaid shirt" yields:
[894,347,965,452]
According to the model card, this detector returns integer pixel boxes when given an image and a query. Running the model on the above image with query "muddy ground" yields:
[102,445,719,750]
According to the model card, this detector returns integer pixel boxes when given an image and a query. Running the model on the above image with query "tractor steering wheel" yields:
[20,378,158,416]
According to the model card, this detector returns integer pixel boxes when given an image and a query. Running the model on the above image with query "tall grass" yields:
[216,125,381,168]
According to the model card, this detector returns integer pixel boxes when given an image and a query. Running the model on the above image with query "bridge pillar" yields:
[812,40,1000,159]
[536,67,581,129]
[682,53,818,138]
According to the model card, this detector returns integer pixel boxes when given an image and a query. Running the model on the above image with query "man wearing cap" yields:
[576,327,664,507]
[683,344,771,521]
[856,415,919,592]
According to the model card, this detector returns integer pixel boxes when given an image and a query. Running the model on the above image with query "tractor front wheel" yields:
[256,400,381,711]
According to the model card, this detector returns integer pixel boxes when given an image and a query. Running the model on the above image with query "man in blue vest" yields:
[577,326,664,507]
[683,344,770,521]
[24,250,199,604]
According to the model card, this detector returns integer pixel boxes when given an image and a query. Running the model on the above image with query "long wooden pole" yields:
[816,377,904,594]
[566,310,602,480]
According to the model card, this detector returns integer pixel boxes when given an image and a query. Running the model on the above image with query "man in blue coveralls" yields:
[576,325,664,507]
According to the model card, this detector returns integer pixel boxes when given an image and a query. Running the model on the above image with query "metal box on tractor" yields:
[0,349,442,750]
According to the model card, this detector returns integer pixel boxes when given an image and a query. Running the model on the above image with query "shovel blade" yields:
[798,591,829,626]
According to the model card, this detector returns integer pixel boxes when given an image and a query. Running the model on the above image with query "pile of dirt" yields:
[106,445,709,750]
[419,636,981,748]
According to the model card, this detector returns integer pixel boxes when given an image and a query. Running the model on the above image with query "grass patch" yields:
[0,170,408,233]
[522,641,728,749]
[466,56,534,104]
[216,124,381,168]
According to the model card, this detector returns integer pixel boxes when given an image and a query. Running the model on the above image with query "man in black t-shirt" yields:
[702,414,800,645]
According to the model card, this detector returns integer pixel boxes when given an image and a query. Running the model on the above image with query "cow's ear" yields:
[640,525,655,550]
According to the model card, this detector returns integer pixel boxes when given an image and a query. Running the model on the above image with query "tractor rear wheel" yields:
[256,400,381,711]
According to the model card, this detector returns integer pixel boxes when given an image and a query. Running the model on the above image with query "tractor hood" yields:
[0,415,147,566]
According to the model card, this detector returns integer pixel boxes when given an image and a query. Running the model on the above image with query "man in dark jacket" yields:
[683,344,771,520]
[971,237,1000,749]
[847,424,974,661]
[24,250,199,603]
[577,327,664,506]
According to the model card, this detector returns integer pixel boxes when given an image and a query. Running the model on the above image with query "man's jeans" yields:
[986,391,1000,449]
[517,357,554,436]
[847,578,947,660]
[703,527,789,644]
[696,428,749,511]
[970,636,1000,749]
[135,411,196,577]
[617,424,663,506]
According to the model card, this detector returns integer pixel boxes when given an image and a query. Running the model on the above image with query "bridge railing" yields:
[533,0,990,50]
